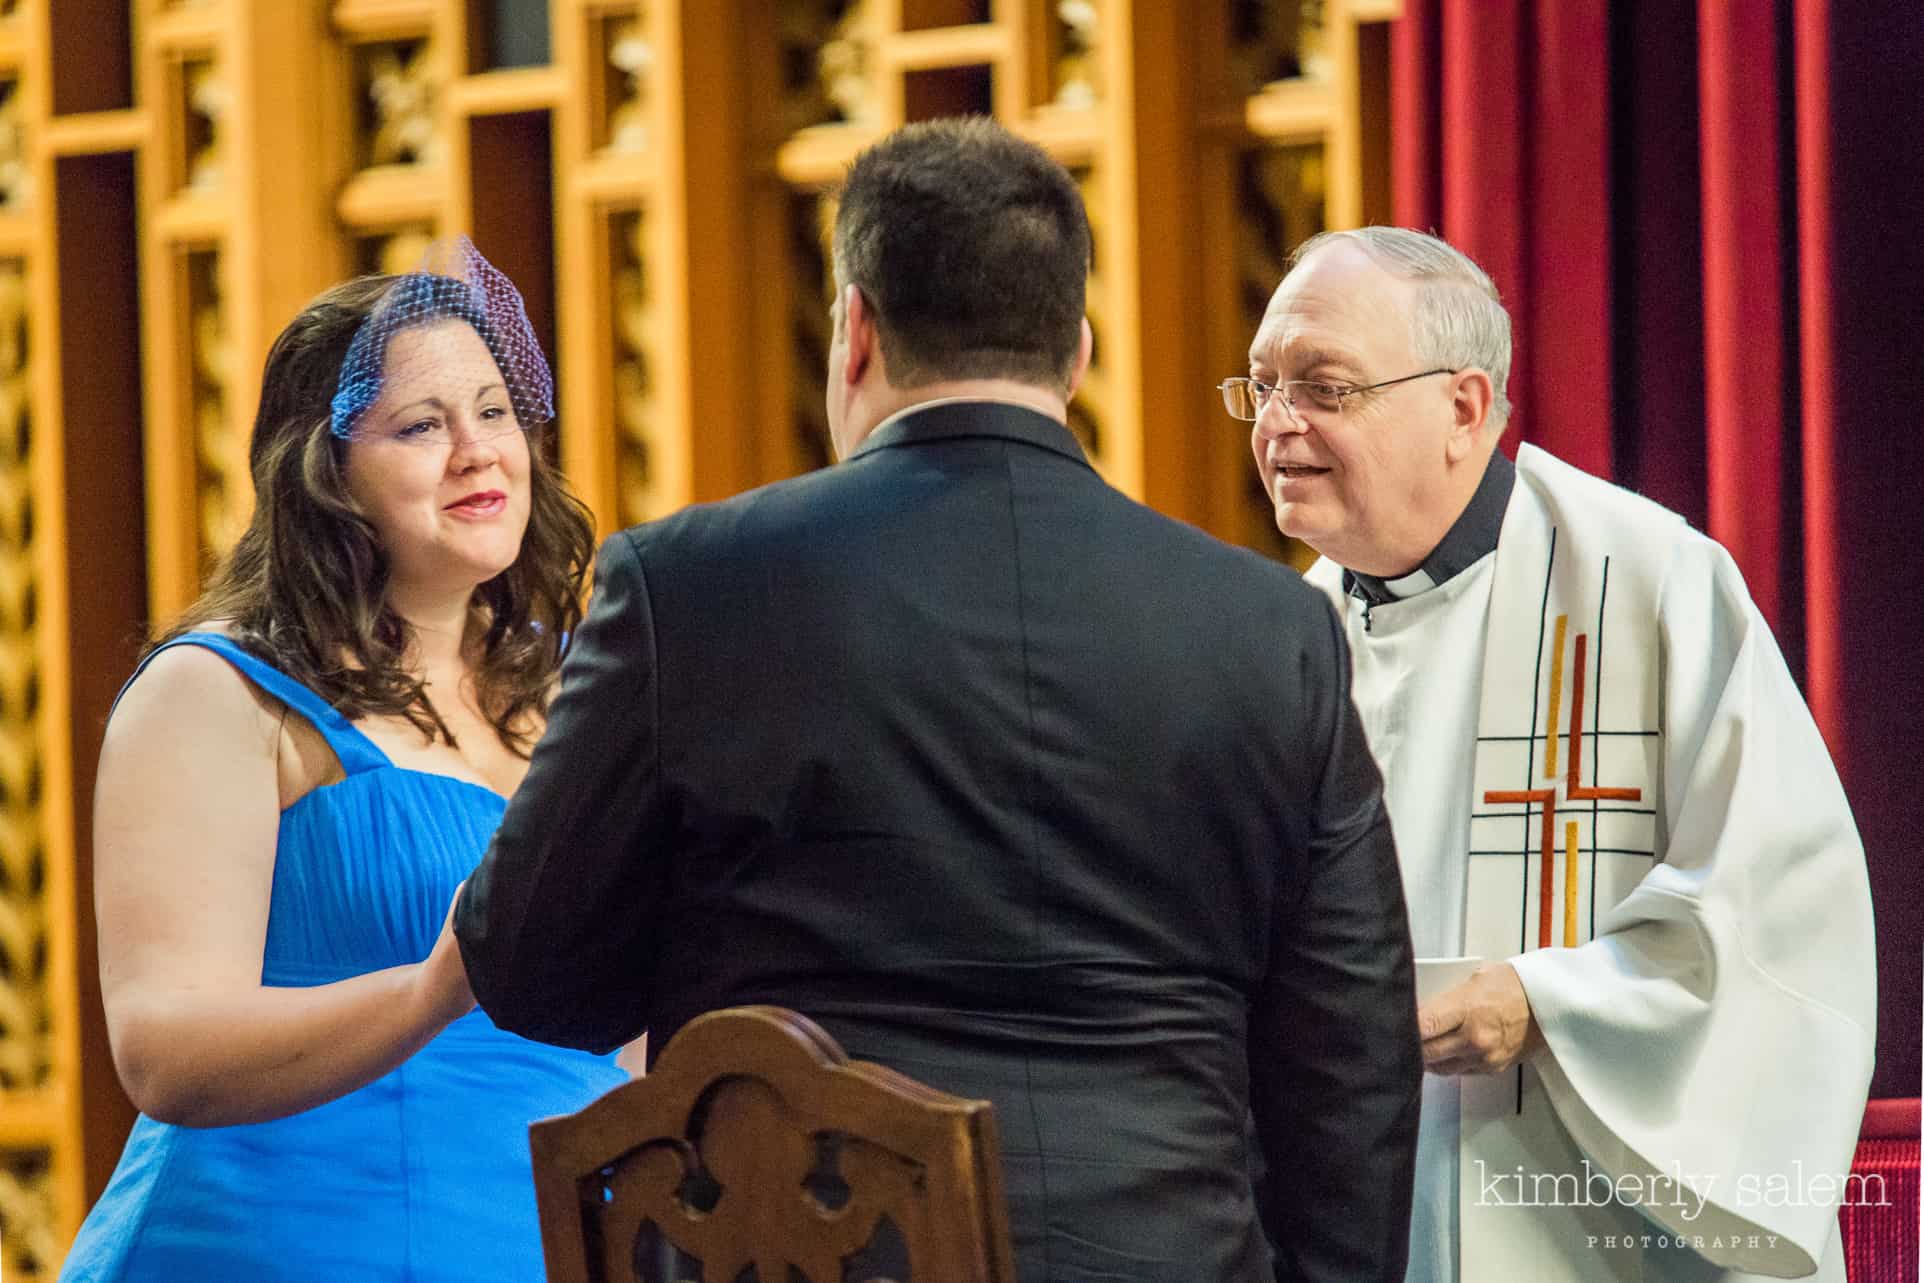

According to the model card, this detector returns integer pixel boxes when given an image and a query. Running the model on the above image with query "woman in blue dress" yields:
[62,240,628,1281]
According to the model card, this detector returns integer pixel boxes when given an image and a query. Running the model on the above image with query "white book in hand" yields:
[1414,956,1484,1005]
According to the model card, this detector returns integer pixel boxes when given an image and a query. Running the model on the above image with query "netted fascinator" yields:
[329,236,553,442]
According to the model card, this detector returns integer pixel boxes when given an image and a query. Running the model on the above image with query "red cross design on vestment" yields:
[1483,632,1642,949]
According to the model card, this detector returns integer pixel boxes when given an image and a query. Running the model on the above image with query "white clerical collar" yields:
[1377,567,1438,599]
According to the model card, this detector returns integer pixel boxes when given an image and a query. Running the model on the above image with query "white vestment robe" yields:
[1306,445,1876,1282]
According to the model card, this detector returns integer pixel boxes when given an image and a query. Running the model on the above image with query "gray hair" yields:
[1290,226,1513,429]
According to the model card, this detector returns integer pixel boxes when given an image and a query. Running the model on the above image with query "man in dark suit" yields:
[453,117,1420,1281]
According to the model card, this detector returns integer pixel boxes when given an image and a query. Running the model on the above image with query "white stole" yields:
[1460,446,1672,1281]
[1454,445,1868,1282]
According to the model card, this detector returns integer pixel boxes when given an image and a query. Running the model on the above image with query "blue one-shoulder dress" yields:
[62,634,626,1282]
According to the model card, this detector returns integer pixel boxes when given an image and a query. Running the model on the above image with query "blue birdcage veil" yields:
[329,236,554,441]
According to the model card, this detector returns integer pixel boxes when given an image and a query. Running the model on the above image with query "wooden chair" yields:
[530,1005,1019,1283]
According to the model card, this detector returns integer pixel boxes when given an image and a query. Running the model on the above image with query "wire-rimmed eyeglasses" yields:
[1216,368,1458,421]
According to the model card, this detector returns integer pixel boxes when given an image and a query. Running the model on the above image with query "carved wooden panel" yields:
[610,204,666,526]
[1229,0,1322,92]
[186,248,245,568]
[180,56,225,193]
[0,9,66,1277]
[780,0,875,134]
[0,79,28,210]
[356,36,443,169]
[0,254,43,1096]
[599,12,651,155]
[1046,0,1101,108]
[0,1150,56,1281]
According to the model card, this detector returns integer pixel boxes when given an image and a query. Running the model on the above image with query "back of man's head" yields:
[833,117,1091,396]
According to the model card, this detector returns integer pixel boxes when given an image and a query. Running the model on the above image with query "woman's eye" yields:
[479,405,506,420]
[398,419,438,438]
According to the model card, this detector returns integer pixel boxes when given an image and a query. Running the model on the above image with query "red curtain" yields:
[1390,0,1923,1101]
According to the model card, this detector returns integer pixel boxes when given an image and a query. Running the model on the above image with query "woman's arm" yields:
[96,645,474,1128]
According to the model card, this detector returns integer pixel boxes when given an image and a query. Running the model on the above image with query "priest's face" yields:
[1248,243,1465,577]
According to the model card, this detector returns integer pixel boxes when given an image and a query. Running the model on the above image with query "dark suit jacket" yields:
[456,401,1420,1281]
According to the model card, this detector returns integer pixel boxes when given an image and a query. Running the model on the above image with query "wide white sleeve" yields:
[1508,537,1876,1279]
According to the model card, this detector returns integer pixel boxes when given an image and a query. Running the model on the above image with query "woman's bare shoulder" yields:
[109,633,282,755]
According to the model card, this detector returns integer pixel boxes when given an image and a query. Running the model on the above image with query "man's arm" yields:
[454,530,669,1052]
[1249,603,1422,1282]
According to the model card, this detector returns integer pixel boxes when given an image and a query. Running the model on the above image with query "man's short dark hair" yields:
[833,116,1092,394]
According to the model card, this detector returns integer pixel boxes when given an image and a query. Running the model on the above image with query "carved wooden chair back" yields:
[531,1005,1018,1283]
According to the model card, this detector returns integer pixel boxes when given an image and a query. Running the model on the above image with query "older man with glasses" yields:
[1227,227,1874,1283]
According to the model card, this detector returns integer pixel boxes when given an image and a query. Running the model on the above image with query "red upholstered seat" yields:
[1842,1099,1920,1283]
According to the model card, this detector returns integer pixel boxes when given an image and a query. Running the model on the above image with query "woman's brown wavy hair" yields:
[155,274,597,756]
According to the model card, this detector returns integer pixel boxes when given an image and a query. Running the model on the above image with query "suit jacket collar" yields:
[847,399,1094,469]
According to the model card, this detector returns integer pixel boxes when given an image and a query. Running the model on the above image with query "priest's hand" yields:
[1419,963,1544,1075]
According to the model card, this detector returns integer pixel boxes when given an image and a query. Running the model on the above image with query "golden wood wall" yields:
[0,1,1396,1274]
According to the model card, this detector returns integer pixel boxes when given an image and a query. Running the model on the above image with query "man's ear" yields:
[842,283,876,388]
[1446,368,1495,463]
[1064,317,1094,400]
